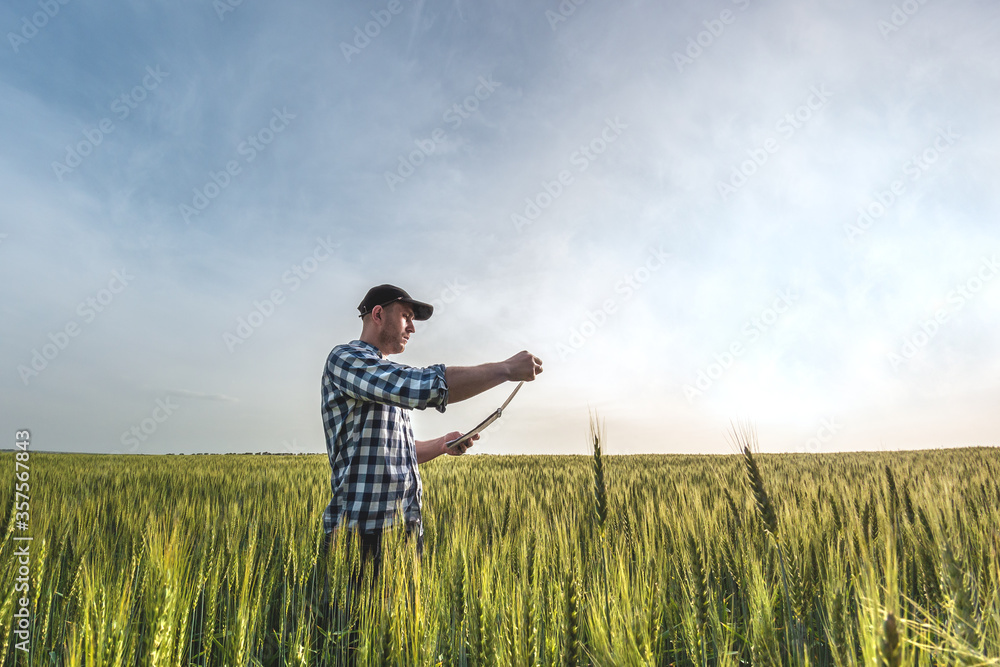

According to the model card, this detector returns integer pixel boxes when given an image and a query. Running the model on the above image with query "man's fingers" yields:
[515,351,542,380]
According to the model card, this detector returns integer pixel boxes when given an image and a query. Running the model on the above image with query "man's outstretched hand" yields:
[442,430,479,456]
[504,350,543,382]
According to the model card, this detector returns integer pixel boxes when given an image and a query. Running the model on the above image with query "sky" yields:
[2,0,999,457]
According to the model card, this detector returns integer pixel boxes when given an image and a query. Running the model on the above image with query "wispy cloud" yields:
[162,389,240,403]
[2,0,998,455]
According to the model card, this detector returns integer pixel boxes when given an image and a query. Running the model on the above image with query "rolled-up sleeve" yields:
[328,348,448,413]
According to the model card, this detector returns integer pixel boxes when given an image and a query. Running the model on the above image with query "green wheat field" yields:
[2,433,999,666]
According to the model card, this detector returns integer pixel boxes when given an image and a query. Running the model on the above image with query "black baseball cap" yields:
[357,284,433,321]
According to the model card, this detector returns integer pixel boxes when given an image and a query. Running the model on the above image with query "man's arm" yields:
[326,346,448,412]
[415,436,447,464]
[445,350,542,403]
[415,431,478,463]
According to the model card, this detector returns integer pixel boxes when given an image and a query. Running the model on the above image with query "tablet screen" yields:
[446,410,500,450]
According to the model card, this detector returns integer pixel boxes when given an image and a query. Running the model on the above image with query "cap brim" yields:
[402,299,433,321]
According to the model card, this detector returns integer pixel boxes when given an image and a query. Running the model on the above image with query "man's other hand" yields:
[442,430,479,456]
[504,350,543,382]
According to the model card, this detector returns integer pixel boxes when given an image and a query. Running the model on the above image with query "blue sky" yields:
[2,0,999,456]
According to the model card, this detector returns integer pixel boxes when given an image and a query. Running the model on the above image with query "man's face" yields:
[376,302,416,355]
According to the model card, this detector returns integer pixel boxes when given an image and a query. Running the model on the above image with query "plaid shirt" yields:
[321,339,448,536]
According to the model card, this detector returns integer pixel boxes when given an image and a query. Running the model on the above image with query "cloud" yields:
[2,0,998,454]
[162,389,239,403]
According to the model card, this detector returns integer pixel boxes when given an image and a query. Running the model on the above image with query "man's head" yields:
[357,284,433,356]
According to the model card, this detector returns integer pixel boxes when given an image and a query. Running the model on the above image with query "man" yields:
[320,283,542,574]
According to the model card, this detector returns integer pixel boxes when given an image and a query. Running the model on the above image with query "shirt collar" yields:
[351,339,384,358]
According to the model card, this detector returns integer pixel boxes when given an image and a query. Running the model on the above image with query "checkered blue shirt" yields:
[321,339,448,536]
